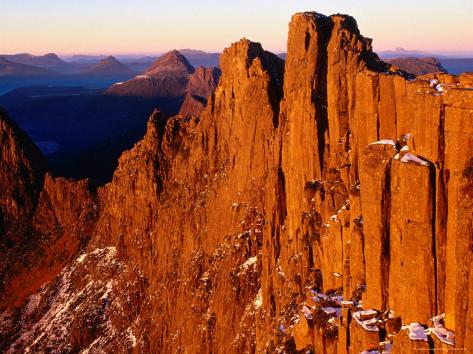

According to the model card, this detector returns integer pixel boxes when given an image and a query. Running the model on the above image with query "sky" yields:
[2,0,473,56]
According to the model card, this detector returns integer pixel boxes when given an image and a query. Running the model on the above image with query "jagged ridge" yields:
[0,11,472,354]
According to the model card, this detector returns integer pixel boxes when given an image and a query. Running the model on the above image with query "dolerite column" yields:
[389,152,436,323]
[359,141,397,310]
[443,90,473,348]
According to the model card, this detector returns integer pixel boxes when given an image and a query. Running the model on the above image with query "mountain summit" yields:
[106,50,197,98]
[145,49,195,76]
[82,56,135,76]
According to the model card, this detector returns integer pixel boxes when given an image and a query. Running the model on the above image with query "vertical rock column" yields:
[443,90,473,349]
[279,12,332,297]
[359,142,396,310]
[389,153,436,324]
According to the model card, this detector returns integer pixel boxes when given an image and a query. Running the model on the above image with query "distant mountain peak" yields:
[83,56,134,76]
[43,53,61,59]
[102,55,120,63]
[145,49,194,76]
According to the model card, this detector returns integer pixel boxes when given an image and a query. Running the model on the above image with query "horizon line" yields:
[2,48,473,59]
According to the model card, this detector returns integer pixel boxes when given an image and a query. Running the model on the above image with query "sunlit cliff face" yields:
[0,10,472,354]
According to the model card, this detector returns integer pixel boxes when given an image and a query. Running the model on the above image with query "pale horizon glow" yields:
[2,0,473,57]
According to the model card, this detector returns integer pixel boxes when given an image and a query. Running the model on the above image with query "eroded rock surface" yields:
[1,11,472,354]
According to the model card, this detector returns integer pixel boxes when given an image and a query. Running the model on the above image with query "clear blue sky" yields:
[2,0,472,56]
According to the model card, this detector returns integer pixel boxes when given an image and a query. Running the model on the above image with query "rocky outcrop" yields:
[0,10,472,354]
[179,66,221,117]
[93,40,285,353]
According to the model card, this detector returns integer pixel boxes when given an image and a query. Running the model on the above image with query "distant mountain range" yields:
[0,49,221,180]
[0,53,73,73]
[1,50,221,75]
[0,57,55,77]
[1,48,471,87]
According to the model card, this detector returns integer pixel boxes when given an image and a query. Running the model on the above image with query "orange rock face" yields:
[1,11,472,354]
[179,66,221,118]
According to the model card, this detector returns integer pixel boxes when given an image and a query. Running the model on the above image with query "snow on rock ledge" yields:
[401,323,428,341]
[399,153,429,166]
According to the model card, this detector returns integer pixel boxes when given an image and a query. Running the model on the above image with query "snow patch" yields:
[302,306,313,320]
[353,310,379,332]
[322,306,341,317]
[254,288,262,309]
[330,215,340,222]
[429,79,439,87]
[381,341,392,353]
[400,153,429,166]
[126,327,137,348]
[370,139,395,146]
[428,314,455,346]
[400,145,409,152]
[402,323,428,341]
[429,327,454,346]
[76,253,87,264]
[240,256,257,271]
